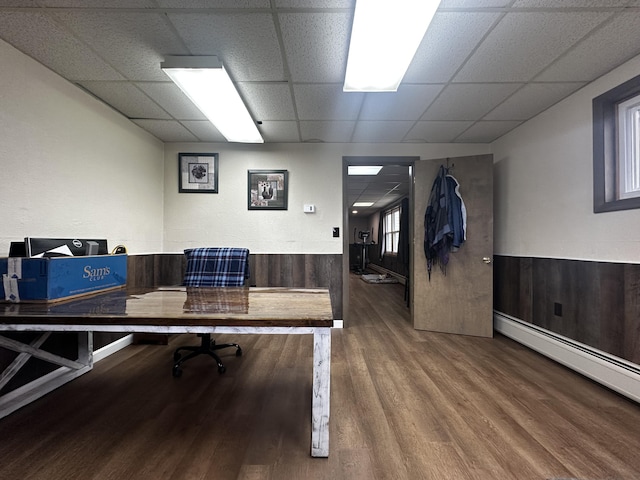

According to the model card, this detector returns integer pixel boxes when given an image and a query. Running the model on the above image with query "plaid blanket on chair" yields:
[183,247,250,287]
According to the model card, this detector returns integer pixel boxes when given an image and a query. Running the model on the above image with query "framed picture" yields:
[179,153,218,193]
[248,170,288,210]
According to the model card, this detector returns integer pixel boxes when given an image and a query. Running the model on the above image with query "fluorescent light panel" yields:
[353,202,374,207]
[348,165,383,175]
[161,56,263,143]
[344,0,441,92]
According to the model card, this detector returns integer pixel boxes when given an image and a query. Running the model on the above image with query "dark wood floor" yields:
[1,274,639,479]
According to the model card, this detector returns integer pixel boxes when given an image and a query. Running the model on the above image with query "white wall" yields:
[492,53,640,263]
[163,143,490,254]
[0,38,493,258]
[0,39,165,255]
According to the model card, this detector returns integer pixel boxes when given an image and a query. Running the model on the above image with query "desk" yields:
[0,286,334,457]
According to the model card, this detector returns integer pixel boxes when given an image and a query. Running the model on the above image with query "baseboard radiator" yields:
[494,311,640,404]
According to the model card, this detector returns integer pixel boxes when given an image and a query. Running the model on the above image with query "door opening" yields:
[342,156,417,327]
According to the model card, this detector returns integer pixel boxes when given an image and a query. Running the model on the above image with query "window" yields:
[617,94,640,199]
[383,205,401,254]
[593,73,640,212]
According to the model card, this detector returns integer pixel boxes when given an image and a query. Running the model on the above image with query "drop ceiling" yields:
[348,164,411,217]
[0,0,639,146]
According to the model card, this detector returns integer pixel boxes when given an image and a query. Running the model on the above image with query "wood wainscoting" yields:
[494,255,640,402]
[127,253,343,320]
[494,255,639,365]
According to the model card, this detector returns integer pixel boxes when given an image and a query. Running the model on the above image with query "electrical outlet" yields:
[554,302,563,317]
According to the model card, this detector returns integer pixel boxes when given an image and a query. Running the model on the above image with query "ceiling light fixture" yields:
[353,202,374,207]
[161,56,263,143]
[348,165,383,175]
[344,0,441,92]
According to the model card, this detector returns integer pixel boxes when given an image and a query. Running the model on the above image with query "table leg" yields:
[311,327,331,457]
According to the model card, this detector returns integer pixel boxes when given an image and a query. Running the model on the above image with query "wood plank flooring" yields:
[0,273,639,479]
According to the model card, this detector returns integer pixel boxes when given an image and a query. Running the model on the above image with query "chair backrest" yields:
[183,247,250,287]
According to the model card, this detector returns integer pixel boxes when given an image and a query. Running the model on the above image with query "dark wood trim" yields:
[127,252,343,319]
[494,255,640,365]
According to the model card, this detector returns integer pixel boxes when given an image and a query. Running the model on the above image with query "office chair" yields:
[172,247,250,377]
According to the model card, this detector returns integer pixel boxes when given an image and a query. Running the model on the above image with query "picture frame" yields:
[248,169,288,210]
[178,153,219,193]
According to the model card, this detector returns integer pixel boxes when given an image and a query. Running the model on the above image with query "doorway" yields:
[343,154,494,338]
[342,156,417,327]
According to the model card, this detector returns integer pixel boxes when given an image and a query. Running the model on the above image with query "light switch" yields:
[304,204,316,213]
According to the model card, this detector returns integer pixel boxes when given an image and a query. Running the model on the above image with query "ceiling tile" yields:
[484,82,586,120]
[157,0,270,7]
[440,0,513,6]
[131,119,199,142]
[454,120,522,143]
[236,82,296,121]
[359,85,444,121]
[180,120,226,142]
[404,11,501,84]
[536,13,640,82]
[278,12,351,83]
[351,121,415,143]
[168,12,284,82]
[136,82,206,120]
[405,121,474,143]
[275,0,353,7]
[0,1,39,5]
[512,0,628,6]
[422,83,522,121]
[300,121,355,142]
[258,121,300,142]
[454,11,613,82]
[50,11,188,81]
[0,12,125,81]
[78,81,171,119]
[294,84,364,120]
[39,0,156,6]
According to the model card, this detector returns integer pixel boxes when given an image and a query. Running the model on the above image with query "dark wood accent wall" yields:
[127,253,343,319]
[127,253,186,288]
[250,254,343,319]
[494,255,640,365]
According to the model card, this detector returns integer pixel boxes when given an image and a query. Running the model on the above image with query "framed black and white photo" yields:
[248,170,288,210]
[179,153,218,193]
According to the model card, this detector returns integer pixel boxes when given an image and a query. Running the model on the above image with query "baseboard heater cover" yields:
[493,311,640,404]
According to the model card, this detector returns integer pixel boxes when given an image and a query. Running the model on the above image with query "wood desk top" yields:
[0,287,334,328]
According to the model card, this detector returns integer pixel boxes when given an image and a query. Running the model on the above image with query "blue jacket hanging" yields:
[424,165,465,279]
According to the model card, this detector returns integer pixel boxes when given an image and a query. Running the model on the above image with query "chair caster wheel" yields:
[172,365,182,377]
[236,347,243,357]
[218,365,226,374]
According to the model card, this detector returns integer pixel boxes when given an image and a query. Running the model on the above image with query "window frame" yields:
[593,72,640,212]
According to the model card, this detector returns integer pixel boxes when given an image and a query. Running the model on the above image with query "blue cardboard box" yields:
[0,254,127,302]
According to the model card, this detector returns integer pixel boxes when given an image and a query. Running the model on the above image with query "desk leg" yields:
[311,327,331,457]
[0,331,93,419]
